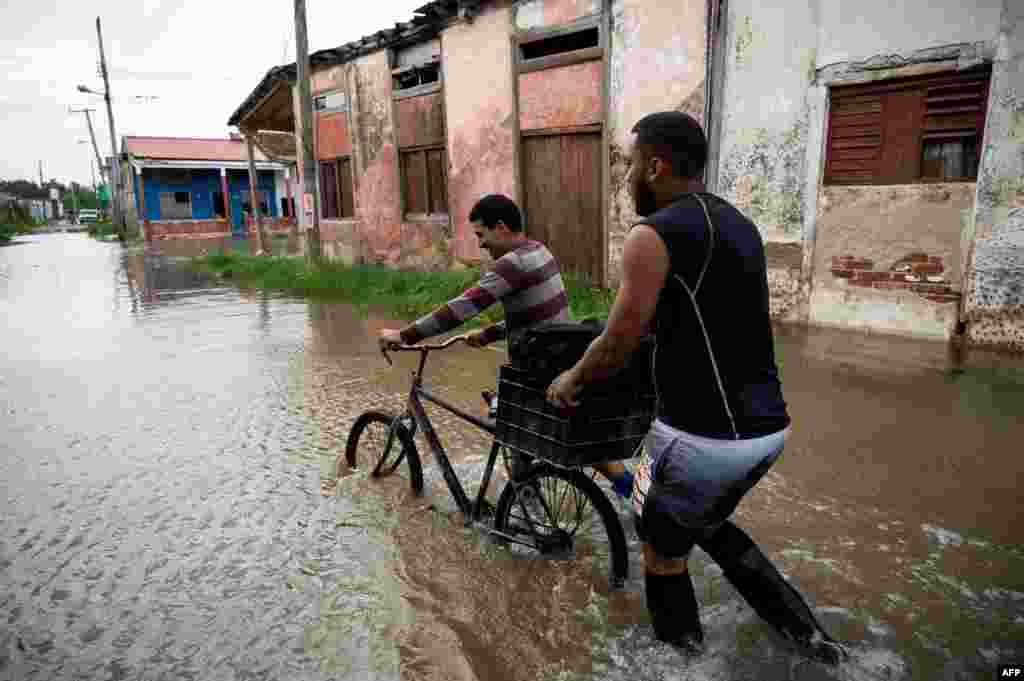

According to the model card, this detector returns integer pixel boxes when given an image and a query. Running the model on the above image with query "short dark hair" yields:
[468,194,523,233]
[631,111,707,179]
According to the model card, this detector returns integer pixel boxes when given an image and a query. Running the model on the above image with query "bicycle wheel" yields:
[344,411,423,495]
[494,463,628,589]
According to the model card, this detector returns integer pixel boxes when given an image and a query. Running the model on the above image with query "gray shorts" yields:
[632,419,788,558]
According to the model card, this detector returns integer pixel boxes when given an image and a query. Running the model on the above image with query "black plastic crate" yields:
[495,365,655,467]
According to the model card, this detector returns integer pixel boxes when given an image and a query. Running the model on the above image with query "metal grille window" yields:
[824,67,991,185]
[158,191,192,219]
[319,158,354,219]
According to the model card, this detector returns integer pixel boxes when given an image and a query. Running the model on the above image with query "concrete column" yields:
[244,132,268,255]
[220,167,231,227]
[137,169,148,241]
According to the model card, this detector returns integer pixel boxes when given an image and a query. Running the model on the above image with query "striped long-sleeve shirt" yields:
[399,240,571,347]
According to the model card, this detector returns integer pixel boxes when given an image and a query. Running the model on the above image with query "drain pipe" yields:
[703,0,725,193]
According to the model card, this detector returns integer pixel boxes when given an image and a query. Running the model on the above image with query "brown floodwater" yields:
[1,233,1021,681]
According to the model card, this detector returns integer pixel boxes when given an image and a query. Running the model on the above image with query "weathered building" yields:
[229,0,1024,351]
[122,136,294,241]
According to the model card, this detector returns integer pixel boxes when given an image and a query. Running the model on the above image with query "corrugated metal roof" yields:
[227,0,480,127]
[123,136,271,162]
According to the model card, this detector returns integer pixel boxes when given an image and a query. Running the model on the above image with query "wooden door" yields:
[521,131,603,285]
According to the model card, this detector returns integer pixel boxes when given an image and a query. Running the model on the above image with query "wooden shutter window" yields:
[338,158,354,218]
[319,161,339,219]
[426,149,448,214]
[824,67,990,185]
[825,94,884,184]
[402,150,429,215]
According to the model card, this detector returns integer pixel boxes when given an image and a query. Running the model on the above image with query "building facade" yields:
[229,0,1024,351]
[122,136,295,241]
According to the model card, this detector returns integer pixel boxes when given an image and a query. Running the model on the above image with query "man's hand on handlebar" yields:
[379,328,404,352]
[465,329,488,348]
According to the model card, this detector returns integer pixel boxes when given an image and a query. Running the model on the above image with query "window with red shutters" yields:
[824,67,991,185]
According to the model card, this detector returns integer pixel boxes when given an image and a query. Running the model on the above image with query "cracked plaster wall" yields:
[816,0,1002,68]
[443,4,517,266]
[713,0,1019,344]
[514,0,599,29]
[808,184,974,339]
[606,0,707,286]
[963,0,1024,352]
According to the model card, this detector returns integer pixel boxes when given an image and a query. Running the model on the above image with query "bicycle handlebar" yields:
[380,335,468,366]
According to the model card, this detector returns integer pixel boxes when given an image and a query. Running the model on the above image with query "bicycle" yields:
[342,335,630,588]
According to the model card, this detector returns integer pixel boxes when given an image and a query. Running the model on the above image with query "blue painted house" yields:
[122,136,293,240]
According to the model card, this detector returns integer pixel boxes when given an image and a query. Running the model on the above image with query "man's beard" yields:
[633,180,658,217]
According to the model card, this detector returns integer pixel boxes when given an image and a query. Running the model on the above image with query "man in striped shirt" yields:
[379,193,634,496]
[385,194,571,350]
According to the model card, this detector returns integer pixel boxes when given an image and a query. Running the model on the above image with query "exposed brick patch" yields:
[830,250,960,304]
[910,263,944,276]
[854,270,890,283]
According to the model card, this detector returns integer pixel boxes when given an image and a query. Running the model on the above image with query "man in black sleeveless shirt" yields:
[547,112,847,663]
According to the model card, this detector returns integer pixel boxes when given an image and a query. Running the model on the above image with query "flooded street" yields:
[2,233,1022,681]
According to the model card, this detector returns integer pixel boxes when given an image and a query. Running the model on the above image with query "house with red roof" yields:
[121,135,295,241]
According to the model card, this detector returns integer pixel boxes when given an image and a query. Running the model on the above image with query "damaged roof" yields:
[123,136,272,163]
[227,0,480,127]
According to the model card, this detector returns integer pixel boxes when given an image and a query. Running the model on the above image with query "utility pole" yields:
[96,16,124,242]
[294,0,321,261]
[69,108,108,185]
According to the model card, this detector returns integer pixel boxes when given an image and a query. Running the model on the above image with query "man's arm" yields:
[398,268,512,345]
[560,225,669,388]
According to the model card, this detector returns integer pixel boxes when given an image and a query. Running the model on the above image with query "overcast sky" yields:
[0,0,426,187]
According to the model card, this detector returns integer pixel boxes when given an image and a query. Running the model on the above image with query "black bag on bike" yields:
[508,318,654,391]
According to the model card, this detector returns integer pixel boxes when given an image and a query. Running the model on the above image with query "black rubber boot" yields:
[645,571,705,655]
[698,521,848,665]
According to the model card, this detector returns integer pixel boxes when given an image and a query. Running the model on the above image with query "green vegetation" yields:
[86,219,119,240]
[192,252,615,326]
[0,222,35,244]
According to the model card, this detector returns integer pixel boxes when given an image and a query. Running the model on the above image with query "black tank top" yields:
[642,193,789,439]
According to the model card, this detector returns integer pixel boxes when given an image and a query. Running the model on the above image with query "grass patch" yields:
[192,252,615,326]
[0,223,34,244]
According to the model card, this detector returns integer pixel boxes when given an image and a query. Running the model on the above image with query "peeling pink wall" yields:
[350,51,402,266]
[518,61,603,130]
[311,67,342,95]
[544,0,599,25]
[515,0,600,29]
[395,92,446,148]
[442,5,517,263]
[316,112,352,159]
[606,0,707,286]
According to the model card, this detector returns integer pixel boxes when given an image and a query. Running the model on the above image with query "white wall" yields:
[817,0,1003,66]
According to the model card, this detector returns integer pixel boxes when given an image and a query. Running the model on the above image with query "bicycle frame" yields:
[383,338,505,524]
